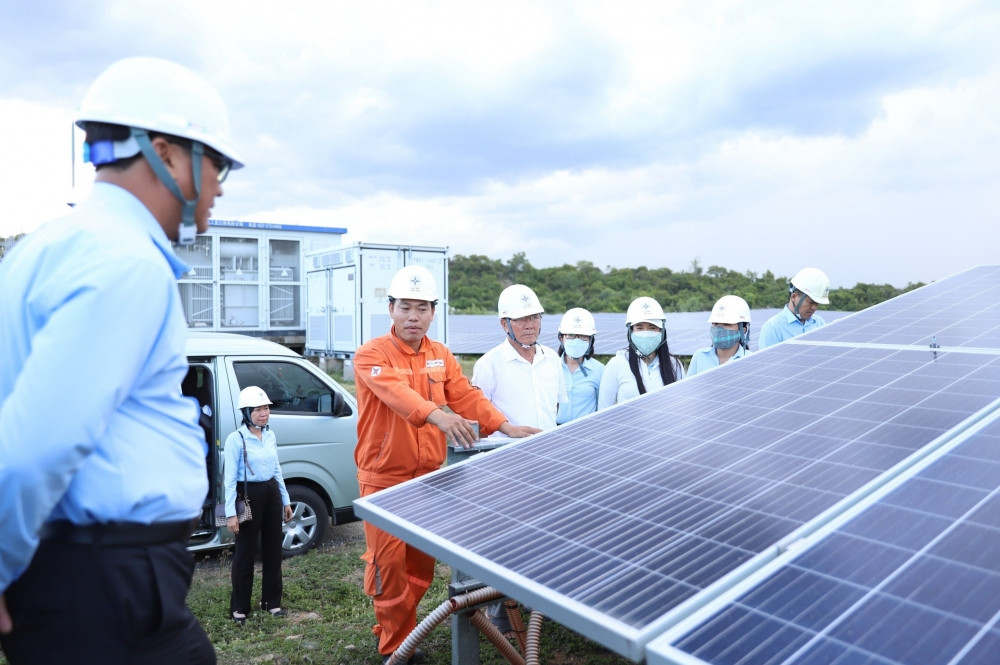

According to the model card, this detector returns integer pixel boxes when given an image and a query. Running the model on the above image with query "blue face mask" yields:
[563,338,590,359]
[630,330,663,357]
[710,325,742,350]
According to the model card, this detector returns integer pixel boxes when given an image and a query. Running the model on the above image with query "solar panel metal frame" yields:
[355,265,1000,663]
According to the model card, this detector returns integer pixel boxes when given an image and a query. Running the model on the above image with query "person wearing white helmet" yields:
[472,283,567,633]
[598,296,685,409]
[224,387,293,626]
[473,284,567,436]
[688,295,753,376]
[354,266,540,664]
[758,267,831,349]
[0,57,240,664]
[556,308,605,424]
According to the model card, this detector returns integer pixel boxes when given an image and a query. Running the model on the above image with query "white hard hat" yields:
[790,268,830,305]
[238,386,272,409]
[388,265,438,302]
[559,308,596,335]
[708,295,751,324]
[625,296,665,328]
[498,284,544,319]
[76,56,244,169]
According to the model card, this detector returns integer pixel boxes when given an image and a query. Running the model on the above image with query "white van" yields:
[181,332,359,556]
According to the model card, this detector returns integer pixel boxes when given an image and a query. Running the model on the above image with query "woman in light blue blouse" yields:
[687,295,753,376]
[225,386,293,624]
[556,308,605,424]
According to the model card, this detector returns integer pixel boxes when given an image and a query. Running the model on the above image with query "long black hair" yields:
[626,333,679,395]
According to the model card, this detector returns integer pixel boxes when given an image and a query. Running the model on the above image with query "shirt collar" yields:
[782,304,814,325]
[501,339,549,364]
[389,326,427,355]
[88,182,191,279]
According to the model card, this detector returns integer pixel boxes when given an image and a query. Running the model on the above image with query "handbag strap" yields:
[237,431,255,500]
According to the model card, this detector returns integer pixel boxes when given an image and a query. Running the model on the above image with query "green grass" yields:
[0,535,631,664]
[187,537,634,665]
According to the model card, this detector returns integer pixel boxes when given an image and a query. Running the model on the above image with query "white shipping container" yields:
[305,243,449,357]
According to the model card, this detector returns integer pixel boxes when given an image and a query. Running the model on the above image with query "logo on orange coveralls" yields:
[371,366,381,376]
[426,359,444,368]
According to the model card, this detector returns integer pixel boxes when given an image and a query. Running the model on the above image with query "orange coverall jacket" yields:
[354,328,509,488]
[353,329,510,655]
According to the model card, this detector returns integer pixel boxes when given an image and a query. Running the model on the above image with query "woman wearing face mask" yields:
[598,296,685,409]
[556,308,605,424]
[687,295,753,377]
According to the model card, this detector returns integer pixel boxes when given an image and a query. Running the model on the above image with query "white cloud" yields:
[2,0,999,290]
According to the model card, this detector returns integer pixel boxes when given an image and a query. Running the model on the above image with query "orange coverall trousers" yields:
[360,481,437,656]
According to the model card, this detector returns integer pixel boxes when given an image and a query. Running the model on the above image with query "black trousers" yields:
[0,539,214,665]
[230,478,284,614]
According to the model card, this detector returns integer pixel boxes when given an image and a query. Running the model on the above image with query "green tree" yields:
[447,253,917,315]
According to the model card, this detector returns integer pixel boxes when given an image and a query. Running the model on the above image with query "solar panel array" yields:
[356,266,1000,663]
[448,310,852,356]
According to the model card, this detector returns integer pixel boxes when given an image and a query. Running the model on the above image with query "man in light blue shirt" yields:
[759,268,831,349]
[0,57,243,665]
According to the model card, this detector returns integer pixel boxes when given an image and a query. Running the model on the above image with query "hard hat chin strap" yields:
[790,289,808,324]
[504,318,535,349]
[131,128,202,246]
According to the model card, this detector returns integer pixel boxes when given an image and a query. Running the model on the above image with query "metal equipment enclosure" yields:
[305,243,449,358]
[173,219,346,351]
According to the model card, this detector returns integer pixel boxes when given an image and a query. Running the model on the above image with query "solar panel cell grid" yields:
[664,416,1000,665]
[805,266,1000,348]
[359,343,1000,659]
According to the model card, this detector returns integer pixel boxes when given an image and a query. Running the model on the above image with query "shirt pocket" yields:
[427,370,447,405]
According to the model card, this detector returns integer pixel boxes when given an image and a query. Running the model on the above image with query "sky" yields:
[1,0,998,288]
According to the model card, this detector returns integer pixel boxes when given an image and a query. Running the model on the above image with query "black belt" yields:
[39,520,194,546]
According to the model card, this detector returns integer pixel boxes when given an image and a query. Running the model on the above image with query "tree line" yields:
[448,252,923,314]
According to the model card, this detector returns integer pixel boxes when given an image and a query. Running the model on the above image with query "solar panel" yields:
[803,266,1000,349]
[357,341,1000,659]
[650,409,1000,665]
[356,265,1000,663]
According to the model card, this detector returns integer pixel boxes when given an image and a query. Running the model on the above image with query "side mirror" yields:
[331,391,353,418]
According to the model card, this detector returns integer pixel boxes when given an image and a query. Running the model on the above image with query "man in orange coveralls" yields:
[354,264,541,664]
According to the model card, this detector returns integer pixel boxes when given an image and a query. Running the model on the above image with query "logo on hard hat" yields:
[520,294,531,307]
[409,275,421,289]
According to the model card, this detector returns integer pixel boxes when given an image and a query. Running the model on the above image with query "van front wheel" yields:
[282,485,329,557]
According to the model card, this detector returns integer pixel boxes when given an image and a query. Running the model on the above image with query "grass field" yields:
[187,529,634,665]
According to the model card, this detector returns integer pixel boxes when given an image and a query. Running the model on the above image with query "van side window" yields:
[233,361,351,416]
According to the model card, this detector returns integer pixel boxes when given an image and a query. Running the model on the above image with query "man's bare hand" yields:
[427,409,480,448]
[498,422,542,438]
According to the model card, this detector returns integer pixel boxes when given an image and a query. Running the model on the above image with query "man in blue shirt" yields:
[0,57,243,664]
[759,267,831,349]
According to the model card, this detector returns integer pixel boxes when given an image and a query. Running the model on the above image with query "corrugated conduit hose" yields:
[525,611,544,664]
[388,586,547,665]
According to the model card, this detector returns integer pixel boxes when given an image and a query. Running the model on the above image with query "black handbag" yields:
[214,432,254,526]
